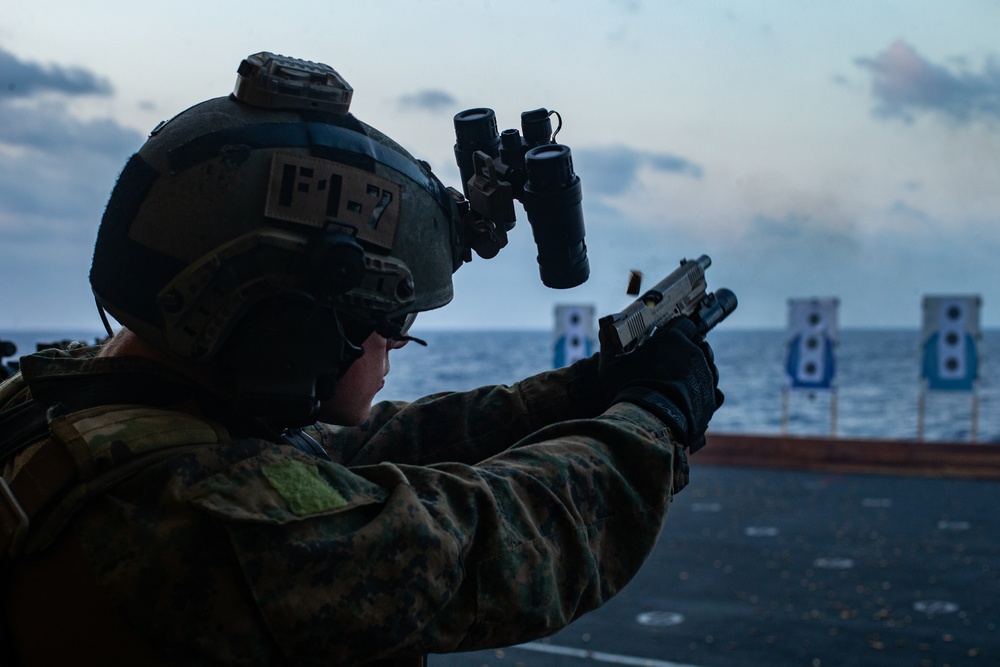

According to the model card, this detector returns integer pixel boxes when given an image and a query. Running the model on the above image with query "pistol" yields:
[598,255,737,356]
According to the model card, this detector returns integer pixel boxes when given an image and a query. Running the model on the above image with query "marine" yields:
[0,52,723,666]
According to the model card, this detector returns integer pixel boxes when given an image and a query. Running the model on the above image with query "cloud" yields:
[855,40,1000,124]
[885,199,934,231]
[0,46,139,160]
[573,145,702,197]
[0,81,143,221]
[0,46,141,314]
[396,89,458,113]
[748,212,860,253]
[0,101,141,157]
[0,46,112,98]
[0,140,128,221]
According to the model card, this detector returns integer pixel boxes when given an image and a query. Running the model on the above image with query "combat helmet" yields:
[91,52,464,424]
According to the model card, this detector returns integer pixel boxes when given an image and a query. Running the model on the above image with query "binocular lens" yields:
[454,108,501,197]
[524,145,589,289]
[453,108,499,151]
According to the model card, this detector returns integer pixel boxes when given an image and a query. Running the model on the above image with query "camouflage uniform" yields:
[1,345,689,666]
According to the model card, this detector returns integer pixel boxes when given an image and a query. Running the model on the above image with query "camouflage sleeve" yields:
[310,356,605,467]
[171,400,687,664]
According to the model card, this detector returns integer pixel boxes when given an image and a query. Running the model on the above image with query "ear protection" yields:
[305,230,367,300]
[220,229,368,425]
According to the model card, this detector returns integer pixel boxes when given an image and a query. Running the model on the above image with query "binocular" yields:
[453,107,589,289]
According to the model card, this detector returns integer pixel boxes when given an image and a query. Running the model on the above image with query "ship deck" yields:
[432,434,998,666]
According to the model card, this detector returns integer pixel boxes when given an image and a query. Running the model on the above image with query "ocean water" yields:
[3,328,997,443]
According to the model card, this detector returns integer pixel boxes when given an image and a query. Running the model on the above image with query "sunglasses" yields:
[375,312,426,348]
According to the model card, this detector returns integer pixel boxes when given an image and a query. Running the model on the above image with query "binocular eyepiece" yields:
[453,107,589,289]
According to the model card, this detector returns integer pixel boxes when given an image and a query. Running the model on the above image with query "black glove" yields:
[598,317,723,451]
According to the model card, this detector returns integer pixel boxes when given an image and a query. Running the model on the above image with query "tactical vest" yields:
[0,402,229,564]
[0,374,330,563]
[0,390,229,665]
[0,376,422,667]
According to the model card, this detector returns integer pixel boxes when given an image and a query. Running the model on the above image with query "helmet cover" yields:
[91,54,463,364]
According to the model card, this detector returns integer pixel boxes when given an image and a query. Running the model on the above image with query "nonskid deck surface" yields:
[433,464,997,667]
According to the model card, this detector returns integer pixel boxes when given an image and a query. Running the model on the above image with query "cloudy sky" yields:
[2,0,999,333]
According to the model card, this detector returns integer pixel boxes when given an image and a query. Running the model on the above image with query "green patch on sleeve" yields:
[261,460,348,516]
